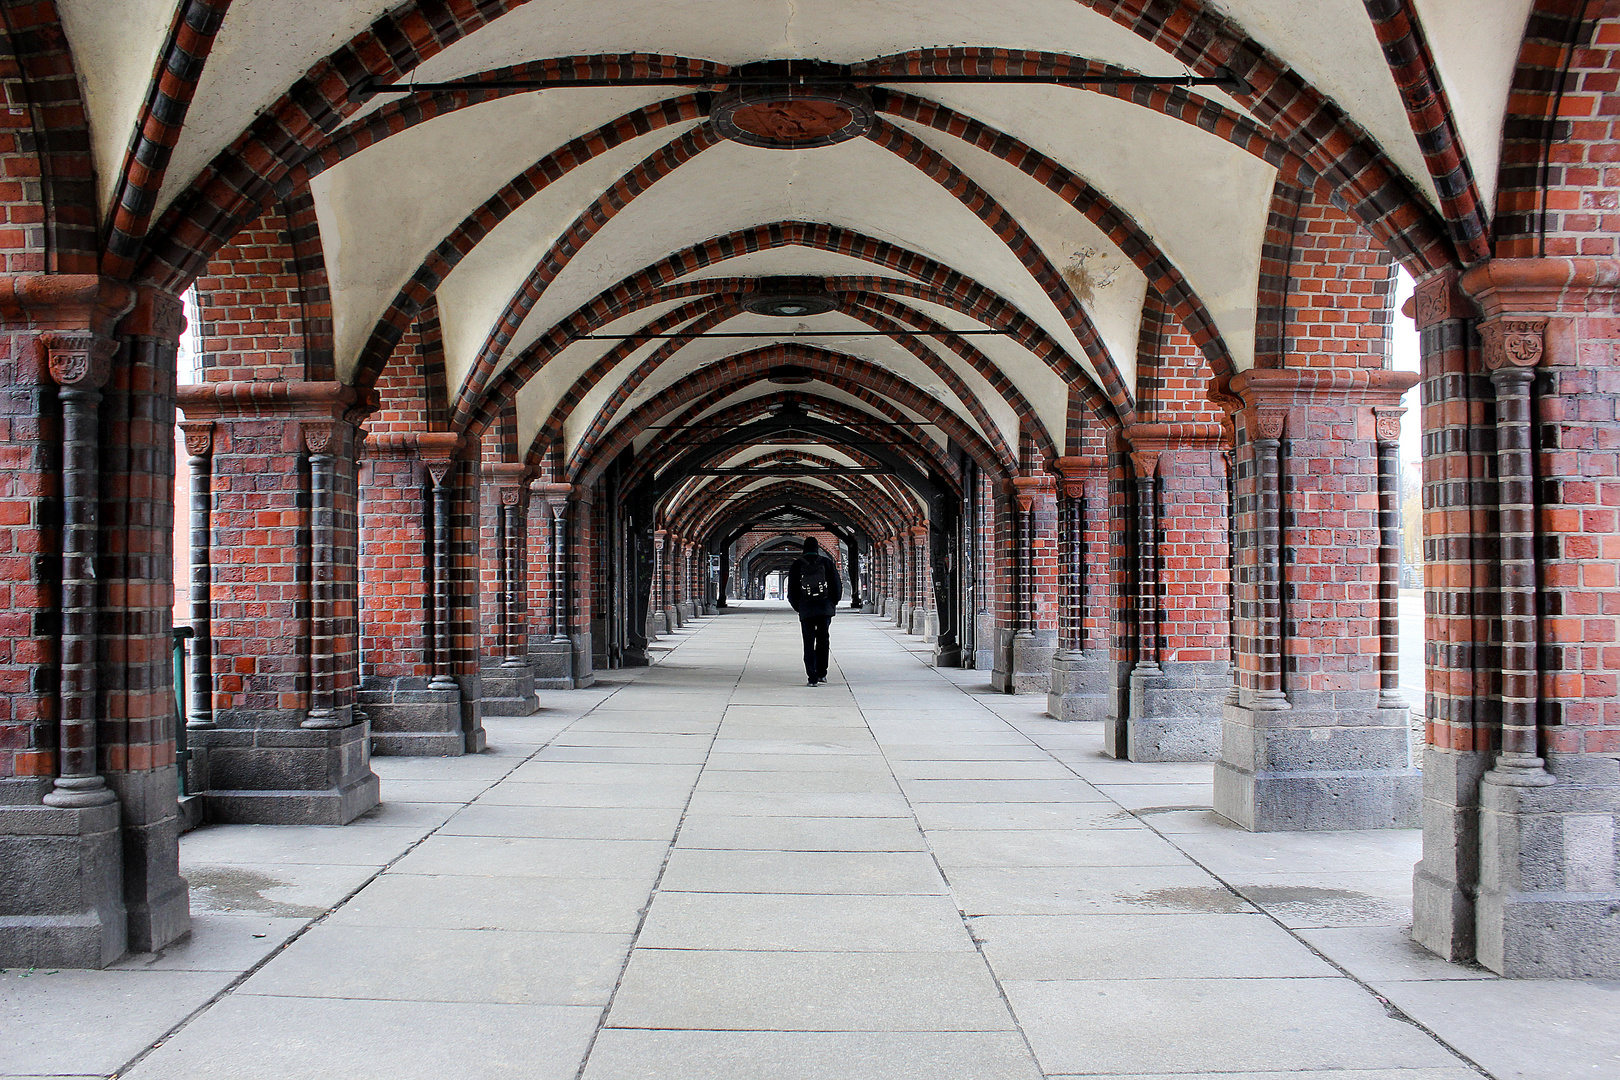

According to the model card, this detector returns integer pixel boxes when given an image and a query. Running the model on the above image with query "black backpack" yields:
[800,556,830,600]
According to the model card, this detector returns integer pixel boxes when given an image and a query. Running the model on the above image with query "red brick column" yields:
[478,462,536,716]
[1049,457,1110,720]
[909,523,930,637]
[993,476,1056,693]
[1212,369,1418,830]
[1109,426,1231,760]
[176,380,380,823]
[0,276,194,969]
[354,431,472,756]
[1440,257,1620,977]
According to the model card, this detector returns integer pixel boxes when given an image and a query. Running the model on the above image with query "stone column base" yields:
[990,630,1055,694]
[861,602,876,614]
[1214,695,1419,831]
[921,611,938,642]
[108,767,191,953]
[1412,746,1489,963]
[1474,755,1620,978]
[647,610,669,638]
[678,601,696,623]
[897,603,912,630]
[193,717,381,824]
[530,640,575,690]
[570,631,596,688]
[932,640,962,668]
[0,794,126,968]
[480,664,538,716]
[1112,661,1228,761]
[360,679,466,756]
[1047,653,1109,721]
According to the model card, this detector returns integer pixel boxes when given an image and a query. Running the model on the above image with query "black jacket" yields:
[787,550,842,620]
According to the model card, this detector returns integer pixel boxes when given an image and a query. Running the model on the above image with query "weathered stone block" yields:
[1048,653,1110,722]
[0,799,126,969]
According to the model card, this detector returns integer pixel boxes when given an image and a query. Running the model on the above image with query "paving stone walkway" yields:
[5,606,1617,1080]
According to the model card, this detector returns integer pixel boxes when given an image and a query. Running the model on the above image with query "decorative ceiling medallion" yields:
[712,62,873,149]
[742,277,836,318]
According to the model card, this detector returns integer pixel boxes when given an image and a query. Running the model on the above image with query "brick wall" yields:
[358,449,430,681]
[1158,451,1231,664]
[1497,5,1620,257]
[194,202,310,383]
[0,327,57,780]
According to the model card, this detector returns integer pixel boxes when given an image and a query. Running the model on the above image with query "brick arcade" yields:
[1,0,1618,985]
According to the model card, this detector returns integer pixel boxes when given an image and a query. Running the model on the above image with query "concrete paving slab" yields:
[700,752,894,773]
[708,737,881,756]
[239,924,631,1005]
[970,912,1332,979]
[559,718,720,735]
[1091,782,1215,810]
[924,828,1195,868]
[693,768,900,794]
[179,822,419,866]
[636,891,973,951]
[580,1029,1043,1080]
[395,834,670,880]
[660,847,948,894]
[552,731,717,747]
[1230,871,1416,928]
[1168,828,1423,877]
[439,804,685,840]
[1004,976,1460,1075]
[479,781,694,808]
[676,814,926,851]
[944,864,1253,916]
[505,761,705,785]
[880,743,1056,761]
[122,996,600,1080]
[897,778,1113,803]
[111,913,306,972]
[0,968,231,1078]
[684,790,913,817]
[1296,925,1496,982]
[1048,755,1215,784]
[890,759,1079,780]
[1134,807,1244,833]
[1374,978,1620,1080]
[182,861,380,918]
[531,744,712,764]
[371,754,524,781]
[912,800,1144,831]
[326,872,651,933]
[605,949,1012,1031]
[1046,1071,1479,1080]
[348,800,461,829]
[370,778,492,803]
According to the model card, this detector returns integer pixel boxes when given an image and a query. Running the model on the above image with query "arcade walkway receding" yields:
[5,609,1614,1080]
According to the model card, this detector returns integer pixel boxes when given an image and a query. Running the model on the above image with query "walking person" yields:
[788,536,842,686]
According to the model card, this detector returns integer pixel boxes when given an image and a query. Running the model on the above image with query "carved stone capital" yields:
[42,330,116,390]
[119,286,185,341]
[1407,269,1472,330]
[1373,406,1405,445]
[1051,455,1104,499]
[1252,405,1288,443]
[1479,316,1548,371]
[499,487,521,507]
[425,461,453,488]
[1129,451,1161,481]
[300,422,338,456]
[179,420,215,459]
[1010,475,1044,512]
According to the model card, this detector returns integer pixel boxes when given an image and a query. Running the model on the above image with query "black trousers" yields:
[800,615,831,680]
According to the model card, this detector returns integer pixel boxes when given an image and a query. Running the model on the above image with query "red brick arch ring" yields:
[641,400,944,521]
[532,291,1033,473]
[124,2,1464,295]
[459,226,1122,444]
[605,387,958,506]
[568,346,1000,494]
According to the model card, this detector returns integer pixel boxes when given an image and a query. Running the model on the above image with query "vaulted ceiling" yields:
[62,0,1537,522]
